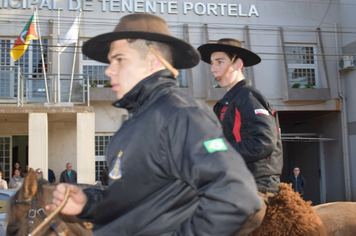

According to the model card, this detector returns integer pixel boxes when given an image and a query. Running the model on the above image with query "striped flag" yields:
[9,12,38,61]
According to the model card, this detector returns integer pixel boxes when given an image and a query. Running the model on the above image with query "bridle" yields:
[15,186,70,236]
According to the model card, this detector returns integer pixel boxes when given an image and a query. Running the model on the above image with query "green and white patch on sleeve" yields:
[203,138,228,153]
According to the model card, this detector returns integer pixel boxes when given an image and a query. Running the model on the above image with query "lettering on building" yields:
[0,0,259,17]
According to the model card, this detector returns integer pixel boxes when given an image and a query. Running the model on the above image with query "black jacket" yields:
[213,80,283,193]
[59,170,77,183]
[289,175,306,193]
[78,70,262,236]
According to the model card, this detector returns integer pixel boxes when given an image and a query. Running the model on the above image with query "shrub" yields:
[292,83,301,88]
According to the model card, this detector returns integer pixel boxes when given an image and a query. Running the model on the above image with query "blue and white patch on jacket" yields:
[109,151,122,180]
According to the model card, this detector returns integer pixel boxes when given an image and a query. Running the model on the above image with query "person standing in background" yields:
[12,162,23,177]
[0,171,8,190]
[23,165,29,176]
[289,167,306,196]
[9,169,24,189]
[59,163,77,183]
[35,168,45,180]
[101,167,109,186]
[48,168,56,183]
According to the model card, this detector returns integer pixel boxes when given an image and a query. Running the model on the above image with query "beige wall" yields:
[92,101,127,133]
[48,121,77,183]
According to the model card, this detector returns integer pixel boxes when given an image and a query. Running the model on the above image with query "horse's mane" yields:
[251,183,325,236]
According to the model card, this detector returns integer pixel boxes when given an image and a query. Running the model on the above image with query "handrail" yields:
[1,68,91,106]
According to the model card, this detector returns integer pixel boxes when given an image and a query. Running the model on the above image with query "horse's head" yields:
[6,168,93,236]
[5,168,51,236]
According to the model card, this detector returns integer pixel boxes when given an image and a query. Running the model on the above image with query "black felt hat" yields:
[197,38,261,67]
[82,13,200,69]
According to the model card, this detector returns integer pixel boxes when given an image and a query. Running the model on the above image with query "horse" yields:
[251,183,356,236]
[314,201,356,236]
[6,170,355,236]
[5,169,94,236]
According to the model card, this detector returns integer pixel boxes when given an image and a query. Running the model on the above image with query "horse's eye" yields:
[7,226,19,236]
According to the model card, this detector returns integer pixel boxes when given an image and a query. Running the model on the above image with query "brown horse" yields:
[6,170,355,236]
[314,201,356,236]
[252,183,356,236]
[5,169,93,236]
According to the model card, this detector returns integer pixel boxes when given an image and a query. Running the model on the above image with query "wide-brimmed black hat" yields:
[82,13,200,69]
[197,39,261,67]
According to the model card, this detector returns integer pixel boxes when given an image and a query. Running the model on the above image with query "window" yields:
[82,65,109,86]
[95,160,107,182]
[80,42,110,87]
[0,40,15,98]
[177,69,188,88]
[0,137,11,183]
[285,45,318,88]
[95,134,113,181]
[0,38,48,100]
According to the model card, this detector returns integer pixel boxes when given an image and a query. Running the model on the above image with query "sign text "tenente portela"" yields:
[1,0,259,17]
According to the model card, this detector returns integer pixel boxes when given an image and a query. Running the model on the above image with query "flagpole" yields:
[57,9,61,103]
[35,8,50,103]
[68,10,81,103]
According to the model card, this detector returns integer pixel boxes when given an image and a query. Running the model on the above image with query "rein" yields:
[16,186,71,236]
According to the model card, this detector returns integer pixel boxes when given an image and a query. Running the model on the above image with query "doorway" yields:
[281,140,321,205]
[12,136,28,181]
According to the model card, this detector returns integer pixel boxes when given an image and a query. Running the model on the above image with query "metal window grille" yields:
[95,135,112,156]
[0,40,13,97]
[95,134,113,181]
[177,69,188,87]
[285,45,317,87]
[83,65,110,86]
[0,137,11,182]
[1,39,48,99]
[95,160,107,182]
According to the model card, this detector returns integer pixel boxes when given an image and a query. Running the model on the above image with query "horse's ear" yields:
[21,168,38,200]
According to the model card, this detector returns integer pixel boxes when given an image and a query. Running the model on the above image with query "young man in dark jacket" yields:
[46,14,262,236]
[198,38,283,235]
[289,167,306,196]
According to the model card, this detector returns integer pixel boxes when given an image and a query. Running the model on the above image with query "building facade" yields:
[0,0,355,203]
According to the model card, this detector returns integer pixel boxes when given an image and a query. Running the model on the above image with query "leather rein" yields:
[15,186,70,236]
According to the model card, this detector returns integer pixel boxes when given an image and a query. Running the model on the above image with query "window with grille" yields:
[285,45,318,88]
[82,65,110,86]
[95,134,113,181]
[95,160,107,182]
[0,38,48,99]
[0,137,11,183]
[177,69,188,88]
[80,42,110,87]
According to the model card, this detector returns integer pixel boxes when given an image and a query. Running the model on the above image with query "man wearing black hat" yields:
[47,15,262,236]
[198,39,283,235]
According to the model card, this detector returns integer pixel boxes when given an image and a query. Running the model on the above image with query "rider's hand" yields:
[45,184,87,215]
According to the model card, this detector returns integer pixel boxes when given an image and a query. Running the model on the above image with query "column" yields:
[28,113,48,178]
[77,112,95,184]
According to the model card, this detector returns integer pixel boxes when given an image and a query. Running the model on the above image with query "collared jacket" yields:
[59,170,77,183]
[78,70,262,236]
[213,80,283,193]
[289,174,306,194]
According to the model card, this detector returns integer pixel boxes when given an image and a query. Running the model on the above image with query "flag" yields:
[57,15,80,53]
[9,12,38,61]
